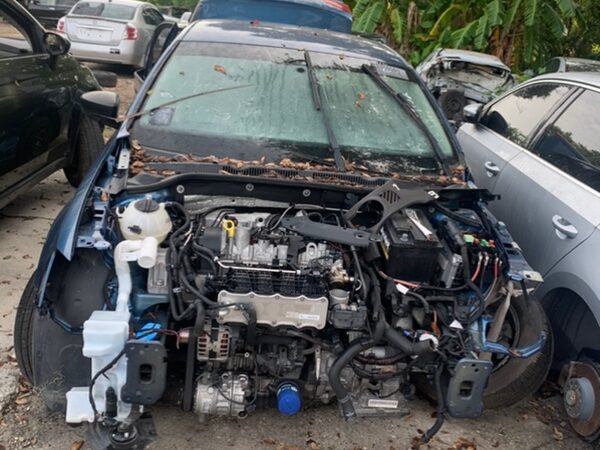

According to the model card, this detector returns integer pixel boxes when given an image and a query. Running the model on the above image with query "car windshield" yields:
[71,2,135,20]
[131,42,456,175]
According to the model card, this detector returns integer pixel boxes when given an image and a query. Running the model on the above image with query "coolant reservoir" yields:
[118,197,172,243]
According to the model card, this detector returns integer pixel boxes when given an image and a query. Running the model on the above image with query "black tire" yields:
[13,276,36,384]
[438,89,466,120]
[483,294,553,408]
[64,115,104,187]
[414,294,553,409]
[91,69,118,88]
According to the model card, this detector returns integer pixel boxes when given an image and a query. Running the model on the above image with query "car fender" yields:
[33,135,118,306]
[535,260,600,330]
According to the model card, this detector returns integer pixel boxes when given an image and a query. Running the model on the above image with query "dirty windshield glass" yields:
[71,2,136,20]
[132,43,455,174]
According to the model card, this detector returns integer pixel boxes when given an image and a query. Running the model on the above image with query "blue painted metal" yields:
[470,316,547,358]
[191,0,352,33]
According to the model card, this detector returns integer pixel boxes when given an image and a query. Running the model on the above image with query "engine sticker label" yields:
[296,313,320,321]
[367,399,399,409]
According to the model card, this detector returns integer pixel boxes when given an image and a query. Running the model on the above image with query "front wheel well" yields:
[542,288,600,369]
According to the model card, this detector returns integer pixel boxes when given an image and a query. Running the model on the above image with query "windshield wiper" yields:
[304,50,346,172]
[125,84,254,127]
[361,64,452,177]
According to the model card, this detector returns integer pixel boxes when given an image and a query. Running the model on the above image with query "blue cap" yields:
[277,383,301,416]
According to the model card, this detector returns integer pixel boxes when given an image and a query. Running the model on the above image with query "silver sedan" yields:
[57,0,168,68]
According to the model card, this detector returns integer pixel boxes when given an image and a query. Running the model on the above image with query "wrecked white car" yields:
[416,48,515,121]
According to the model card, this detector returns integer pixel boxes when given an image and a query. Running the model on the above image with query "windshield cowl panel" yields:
[128,141,466,189]
[131,42,458,178]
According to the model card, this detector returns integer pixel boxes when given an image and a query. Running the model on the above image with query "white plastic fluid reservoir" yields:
[118,196,172,243]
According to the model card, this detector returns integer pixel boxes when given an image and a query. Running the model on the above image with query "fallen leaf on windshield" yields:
[213,64,227,75]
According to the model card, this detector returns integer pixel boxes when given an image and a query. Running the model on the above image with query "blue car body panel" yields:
[191,0,352,33]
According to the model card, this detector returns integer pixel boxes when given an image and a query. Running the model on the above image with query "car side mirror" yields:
[80,91,120,128]
[43,32,70,56]
[463,103,482,123]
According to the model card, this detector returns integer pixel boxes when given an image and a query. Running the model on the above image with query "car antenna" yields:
[361,64,452,178]
[304,50,346,172]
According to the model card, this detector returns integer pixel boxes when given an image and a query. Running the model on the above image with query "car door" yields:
[0,3,69,198]
[457,82,573,193]
[140,6,164,47]
[490,86,600,276]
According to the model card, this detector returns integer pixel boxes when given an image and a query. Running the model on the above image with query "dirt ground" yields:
[0,68,595,450]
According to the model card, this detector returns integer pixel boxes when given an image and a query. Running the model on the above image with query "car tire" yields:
[483,294,553,408]
[13,276,36,384]
[64,115,104,187]
[438,89,465,119]
[92,70,118,88]
[414,294,553,409]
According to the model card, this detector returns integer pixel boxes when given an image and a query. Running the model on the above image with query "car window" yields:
[71,2,136,20]
[544,58,561,73]
[532,89,600,191]
[0,12,33,57]
[480,83,571,146]
[34,0,77,6]
[143,8,163,25]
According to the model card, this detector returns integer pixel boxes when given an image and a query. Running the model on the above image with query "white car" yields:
[57,0,168,68]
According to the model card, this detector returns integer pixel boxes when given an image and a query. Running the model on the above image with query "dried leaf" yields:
[70,441,84,450]
[357,92,366,100]
[15,395,30,406]
[553,427,564,441]
[213,64,227,75]
[307,439,320,450]
[263,438,278,446]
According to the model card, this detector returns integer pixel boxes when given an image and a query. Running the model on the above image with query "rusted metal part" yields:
[564,362,600,439]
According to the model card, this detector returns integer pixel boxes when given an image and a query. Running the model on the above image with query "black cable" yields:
[421,364,446,444]
[433,202,481,229]
[183,301,204,411]
[89,349,126,419]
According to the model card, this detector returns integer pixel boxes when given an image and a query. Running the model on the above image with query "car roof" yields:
[182,20,410,68]
[435,48,510,71]
[74,0,149,7]
[533,72,600,88]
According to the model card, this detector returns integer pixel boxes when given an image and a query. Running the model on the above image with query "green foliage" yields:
[347,0,584,71]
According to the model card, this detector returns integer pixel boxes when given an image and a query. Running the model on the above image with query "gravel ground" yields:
[0,68,594,450]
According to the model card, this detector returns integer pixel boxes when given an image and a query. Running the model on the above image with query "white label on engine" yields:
[367,399,399,409]
[297,313,320,321]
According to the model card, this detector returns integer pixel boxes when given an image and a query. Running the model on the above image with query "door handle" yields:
[552,215,578,239]
[484,161,501,176]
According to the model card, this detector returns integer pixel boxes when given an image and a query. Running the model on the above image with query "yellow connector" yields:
[222,219,235,238]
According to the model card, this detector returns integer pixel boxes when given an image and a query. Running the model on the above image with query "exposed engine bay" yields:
[64,181,547,447]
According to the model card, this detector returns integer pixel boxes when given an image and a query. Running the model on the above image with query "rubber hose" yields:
[328,269,384,420]
[421,365,445,443]
[384,325,435,355]
[183,301,205,411]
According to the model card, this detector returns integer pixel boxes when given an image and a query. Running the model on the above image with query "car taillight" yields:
[123,24,138,40]
[322,0,352,14]
[57,17,66,33]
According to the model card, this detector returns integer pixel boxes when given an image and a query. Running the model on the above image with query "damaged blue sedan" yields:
[15,20,551,449]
